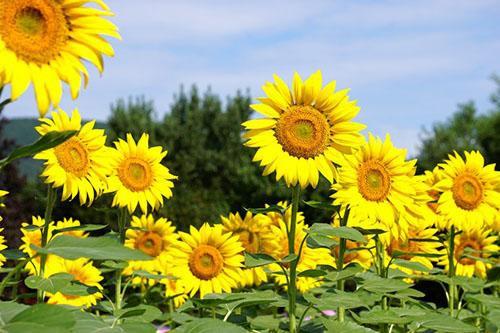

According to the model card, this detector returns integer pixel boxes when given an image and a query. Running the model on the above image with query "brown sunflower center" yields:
[54,138,90,177]
[357,159,391,201]
[135,231,163,257]
[235,229,260,253]
[118,157,153,192]
[0,0,69,64]
[455,240,482,265]
[189,244,223,280]
[275,105,329,158]
[452,173,483,210]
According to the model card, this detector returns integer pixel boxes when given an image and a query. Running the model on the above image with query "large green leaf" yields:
[353,309,414,325]
[0,131,76,169]
[359,278,412,294]
[322,320,377,333]
[392,259,431,272]
[25,273,73,294]
[32,235,151,261]
[0,302,29,324]
[415,314,477,332]
[309,224,365,242]
[244,252,277,267]
[325,265,363,282]
[175,318,247,333]
[2,304,75,333]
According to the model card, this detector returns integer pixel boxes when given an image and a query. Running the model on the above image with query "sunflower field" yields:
[0,1,499,333]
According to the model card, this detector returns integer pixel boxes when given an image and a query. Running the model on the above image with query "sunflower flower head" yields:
[34,108,111,205]
[243,71,365,188]
[0,0,120,116]
[0,190,7,223]
[107,133,177,214]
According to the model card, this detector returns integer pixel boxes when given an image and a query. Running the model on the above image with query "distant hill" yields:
[3,118,107,180]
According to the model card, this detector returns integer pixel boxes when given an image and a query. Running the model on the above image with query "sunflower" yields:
[157,252,188,308]
[107,134,177,214]
[265,201,305,227]
[34,108,111,205]
[434,151,500,230]
[124,214,178,282]
[422,167,448,230]
[0,228,6,268]
[0,190,7,222]
[169,223,244,298]
[269,220,333,293]
[45,257,103,307]
[20,216,54,274]
[221,211,278,287]
[385,225,441,278]
[54,217,88,238]
[439,227,499,278]
[242,71,365,188]
[0,0,120,116]
[332,134,422,240]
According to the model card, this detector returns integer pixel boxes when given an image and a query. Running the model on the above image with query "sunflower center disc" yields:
[357,159,391,201]
[189,244,223,280]
[54,138,90,177]
[455,240,481,265]
[136,231,163,257]
[452,173,483,210]
[0,0,69,63]
[118,158,153,192]
[275,105,329,158]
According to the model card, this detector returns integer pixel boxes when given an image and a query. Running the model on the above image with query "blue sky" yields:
[6,0,500,155]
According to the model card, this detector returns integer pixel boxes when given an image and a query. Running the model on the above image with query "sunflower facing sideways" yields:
[242,71,365,188]
[169,223,244,298]
[107,133,177,214]
[434,151,500,230]
[34,108,111,205]
[0,0,120,116]
[332,134,422,240]
[221,211,278,287]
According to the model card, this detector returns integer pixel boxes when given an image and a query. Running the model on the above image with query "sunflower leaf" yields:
[245,252,277,267]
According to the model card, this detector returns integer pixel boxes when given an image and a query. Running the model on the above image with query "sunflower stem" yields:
[37,186,57,303]
[114,208,128,317]
[336,208,350,322]
[448,225,457,318]
[375,235,389,333]
[287,185,301,333]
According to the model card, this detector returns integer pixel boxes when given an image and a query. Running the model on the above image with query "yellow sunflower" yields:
[332,134,422,240]
[422,167,448,230]
[34,108,111,205]
[124,214,178,283]
[169,223,244,298]
[269,220,333,293]
[54,217,88,238]
[157,252,188,308]
[440,227,499,278]
[242,71,365,188]
[0,228,6,268]
[221,211,278,287]
[0,190,7,222]
[0,0,120,116]
[45,257,103,307]
[434,151,500,230]
[107,134,177,214]
[265,201,305,227]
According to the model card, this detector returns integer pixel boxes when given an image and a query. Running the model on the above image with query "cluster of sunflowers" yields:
[0,0,499,332]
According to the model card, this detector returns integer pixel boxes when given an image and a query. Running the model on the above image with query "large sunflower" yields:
[242,71,365,188]
[0,0,120,116]
[221,211,278,287]
[107,134,177,214]
[434,151,500,230]
[439,227,499,278]
[269,220,333,293]
[331,134,421,240]
[124,214,178,282]
[45,257,103,307]
[34,108,111,205]
[170,223,244,298]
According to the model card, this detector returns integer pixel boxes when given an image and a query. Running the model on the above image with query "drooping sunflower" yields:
[107,134,177,214]
[242,71,365,188]
[34,108,111,205]
[332,134,422,240]
[169,223,244,298]
[434,151,500,230]
[124,214,178,282]
[45,257,103,307]
[269,220,333,293]
[221,211,278,287]
[0,0,120,116]
[439,227,499,278]
[157,252,188,308]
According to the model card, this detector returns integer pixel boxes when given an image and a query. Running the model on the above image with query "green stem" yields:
[448,225,456,318]
[288,185,301,333]
[336,208,349,322]
[37,186,57,303]
[114,209,128,316]
[0,259,27,297]
[375,235,388,333]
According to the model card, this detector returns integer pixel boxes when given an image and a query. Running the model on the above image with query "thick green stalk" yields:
[336,209,349,322]
[37,186,57,303]
[288,185,301,333]
[448,225,457,317]
[375,235,389,333]
[114,209,128,315]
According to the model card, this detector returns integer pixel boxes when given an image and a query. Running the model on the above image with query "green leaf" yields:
[132,270,175,280]
[298,269,327,278]
[250,314,281,331]
[325,265,363,282]
[102,260,129,270]
[309,224,365,242]
[32,235,151,261]
[244,252,276,267]
[1,249,28,260]
[118,309,146,320]
[303,200,340,212]
[24,273,73,294]
[307,234,337,249]
[487,265,500,282]
[416,314,477,332]
[466,294,500,309]
[352,227,386,235]
[305,290,376,310]
[245,205,286,214]
[5,304,75,332]
[222,290,280,312]
[391,250,441,258]
[452,276,485,292]
[120,305,162,323]
[52,224,107,235]
[359,278,412,294]
[0,302,29,323]
[0,131,76,169]
[322,319,378,333]
[281,253,298,263]
[175,318,247,333]
[353,309,413,325]
[392,259,431,272]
